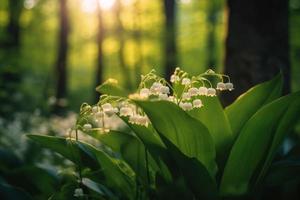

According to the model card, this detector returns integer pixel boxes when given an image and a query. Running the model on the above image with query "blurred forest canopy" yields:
[0,0,300,115]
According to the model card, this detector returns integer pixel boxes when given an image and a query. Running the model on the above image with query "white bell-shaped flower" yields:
[170,74,180,83]
[207,88,216,96]
[160,86,170,94]
[168,96,175,103]
[193,99,203,108]
[120,106,133,117]
[74,188,84,197]
[129,115,138,124]
[95,111,103,118]
[188,87,199,96]
[225,82,234,91]
[136,115,149,127]
[198,86,208,96]
[182,92,191,100]
[159,93,168,100]
[83,123,92,130]
[140,88,150,98]
[181,78,191,85]
[101,103,113,111]
[92,106,99,114]
[216,82,226,91]
[179,102,193,111]
[150,82,163,94]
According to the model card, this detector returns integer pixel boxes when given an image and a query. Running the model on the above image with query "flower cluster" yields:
[79,100,150,134]
[76,68,233,133]
[134,68,233,111]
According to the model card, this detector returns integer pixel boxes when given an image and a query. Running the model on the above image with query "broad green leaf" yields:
[88,145,135,199]
[119,116,173,182]
[220,92,297,196]
[27,134,98,170]
[7,166,59,197]
[225,73,283,138]
[82,178,117,199]
[136,100,217,177]
[96,79,129,97]
[158,132,218,200]
[255,92,300,186]
[188,96,232,166]
[98,131,155,185]
[97,130,133,152]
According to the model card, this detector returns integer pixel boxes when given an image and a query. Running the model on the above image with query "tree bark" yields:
[223,0,290,105]
[163,0,177,80]
[54,0,69,113]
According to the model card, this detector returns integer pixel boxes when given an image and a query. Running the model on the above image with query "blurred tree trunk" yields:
[54,0,69,113]
[95,2,105,101]
[0,0,23,50]
[6,0,23,48]
[133,0,143,86]
[223,0,290,105]
[0,0,23,118]
[115,0,132,89]
[206,0,218,70]
[163,0,177,80]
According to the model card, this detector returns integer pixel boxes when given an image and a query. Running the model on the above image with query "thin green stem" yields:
[145,147,150,185]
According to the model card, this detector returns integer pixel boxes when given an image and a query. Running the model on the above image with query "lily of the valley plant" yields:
[28,68,300,200]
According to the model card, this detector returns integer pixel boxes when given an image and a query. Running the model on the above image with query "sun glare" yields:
[81,0,116,13]
[99,0,116,10]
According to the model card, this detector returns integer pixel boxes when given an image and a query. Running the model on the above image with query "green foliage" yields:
[225,73,283,139]
[27,72,300,199]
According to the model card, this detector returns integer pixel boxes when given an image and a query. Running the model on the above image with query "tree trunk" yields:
[223,0,290,105]
[115,0,132,89]
[95,2,105,101]
[5,0,23,47]
[54,0,69,113]
[206,0,218,70]
[163,0,177,80]
[133,0,143,86]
